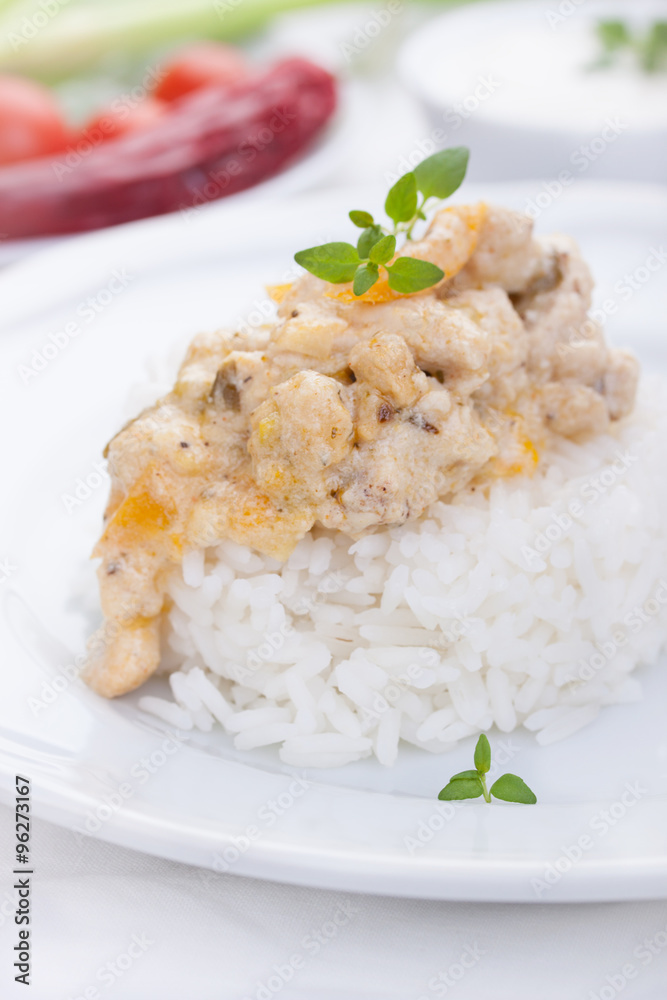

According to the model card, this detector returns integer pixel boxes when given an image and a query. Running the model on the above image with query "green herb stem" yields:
[405,195,428,240]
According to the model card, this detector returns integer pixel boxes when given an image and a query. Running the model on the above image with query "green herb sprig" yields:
[294,147,469,297]
[593,19,667,73]
[437,734,537,805]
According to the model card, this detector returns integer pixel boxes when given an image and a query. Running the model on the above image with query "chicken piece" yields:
[551,327,610,385]
[538,382,610,438]
[602,349,640,421]
[369,298,490,397]
[274,301,349,360]
[449,287,529,409]
[450,205,546,294]
[349,333,428,408]
[514,235,596,380]
[355,386,396,443]
[103,402,211,503]
[325,401,495,532]
[402,202,487,283]
[249,370,354,507]
[209,350,273,417]
[476,408,541,480]
[277,291,491,397]
[85,619,160,699]
[185,475,314,559]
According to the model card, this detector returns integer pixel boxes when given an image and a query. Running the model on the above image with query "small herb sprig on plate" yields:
[593,19,667,73]
[294,147,469,297]
[438,734,537,805]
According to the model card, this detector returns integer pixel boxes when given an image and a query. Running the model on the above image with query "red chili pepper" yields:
[0,58,337,239]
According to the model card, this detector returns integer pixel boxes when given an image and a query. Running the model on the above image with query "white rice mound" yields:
[139,381,667,768]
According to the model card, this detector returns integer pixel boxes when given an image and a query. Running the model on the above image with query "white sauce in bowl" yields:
[401,0,667,135]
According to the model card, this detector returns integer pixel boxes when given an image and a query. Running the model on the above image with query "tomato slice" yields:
[153,42,249,102]
[84,96,168,142]
[0,74,70,166]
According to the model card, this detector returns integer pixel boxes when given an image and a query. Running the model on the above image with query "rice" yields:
[138,381,667,767]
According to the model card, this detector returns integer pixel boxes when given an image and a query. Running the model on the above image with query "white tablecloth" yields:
[1,805,666,1000]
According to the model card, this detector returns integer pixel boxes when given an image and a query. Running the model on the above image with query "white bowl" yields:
[398,0,667,183]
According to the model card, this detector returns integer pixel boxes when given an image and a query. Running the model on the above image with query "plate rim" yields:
[1,179,667,902]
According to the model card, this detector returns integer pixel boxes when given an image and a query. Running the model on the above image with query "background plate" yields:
[0,80,363,270]
[0,181,666,901]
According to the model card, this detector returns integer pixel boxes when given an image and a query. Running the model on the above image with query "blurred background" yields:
[0,0,665,260]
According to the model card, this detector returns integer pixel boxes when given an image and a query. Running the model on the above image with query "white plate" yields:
[0,181,666,902]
